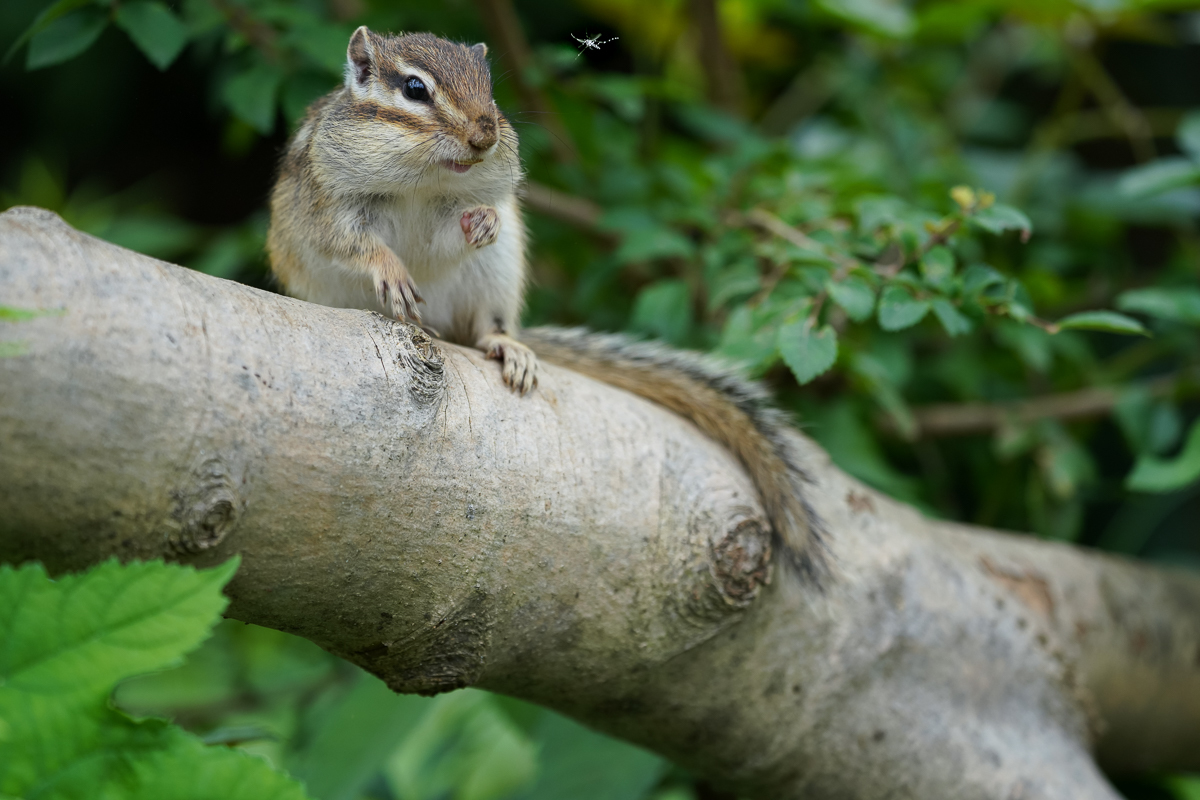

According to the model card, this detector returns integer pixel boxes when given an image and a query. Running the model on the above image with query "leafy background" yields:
[1,0,1199,796]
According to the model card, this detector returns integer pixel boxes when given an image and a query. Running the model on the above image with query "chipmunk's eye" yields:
[403,76,430,102]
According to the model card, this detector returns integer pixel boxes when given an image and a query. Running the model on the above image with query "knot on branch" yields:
[710,517,772,607]
[679,513,772,623]
[373,315,445,408]
[166,457,240,554]
[365,589,492,697]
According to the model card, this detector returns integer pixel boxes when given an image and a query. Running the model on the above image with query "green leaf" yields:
[716,305,780,376]
[613,226,695,263]
[1126,420,1200,494]
[1164,774,1200,800]
[517,712,664,800]
[930,298,972,336]
[48,727,312,800]
[877,285,930,331]
[101,214,200,260]
[1114,386,1182,457]
[708,260,761,310]
[1055,311,1150,337]
[0,558,310,800]
[114,1,189,70]
[814,0,915,37]
[1178,111,1200,164]
[291,674,428,800]
[849,351,917,442]
[970,204,1032,242]
[826,276,875,322]
[26,6,107,70]
[0,559,238,705]
[384,691,536,800]
[778,317,837,385]
[1116,287,1200,325]
[630,279,692,346]
[996,321,1052,373]
[285,23,354,76]
[1118,157,1200,198]
[919,246,955,288]
[960,264,1005,299]
[222,62,284,135]
[4,0,92,65]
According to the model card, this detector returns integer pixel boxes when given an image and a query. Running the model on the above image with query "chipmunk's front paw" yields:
[377,274,424,324]
[460,206,501,249]
[478,332,537,395]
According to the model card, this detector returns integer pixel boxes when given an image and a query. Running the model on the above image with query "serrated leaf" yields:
[222,62,283,134]
[931,298,972,336]
[114,1,189,70]
[920,245,955,288]
[877,285,930,331]
[26,6,107,70]
[1117,157,1200,198]
[778,318,837,385]
[1116,286,1200,325]
[0,559,238,704]
[826,276,875,322]
[0,559,305,800]
[1055,311,1149,337]
[121,731,310,800]
[970,204,1032,241]
[1126,420,1200,493]
[1178,111,1200,164]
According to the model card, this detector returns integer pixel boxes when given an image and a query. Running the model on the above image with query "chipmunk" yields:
[268,26,536,393]
[267,28,823,577]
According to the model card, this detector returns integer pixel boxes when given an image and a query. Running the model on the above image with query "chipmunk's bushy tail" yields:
[521,326,825,580]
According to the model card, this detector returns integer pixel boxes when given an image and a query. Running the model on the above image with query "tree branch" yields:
[880,370,1199,439]
[2,207,1198,799]
[687,0,745,116]
[522,180,605,231]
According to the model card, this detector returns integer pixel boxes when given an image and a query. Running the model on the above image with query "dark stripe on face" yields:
[346,101,426,129]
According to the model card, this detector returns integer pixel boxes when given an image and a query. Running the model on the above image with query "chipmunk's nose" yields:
[468,115,498,152]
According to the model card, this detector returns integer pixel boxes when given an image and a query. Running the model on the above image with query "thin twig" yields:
[1067,46,1156,162]
[688,0,745,116]
[521,181,607,234]
[878,369,1199,438]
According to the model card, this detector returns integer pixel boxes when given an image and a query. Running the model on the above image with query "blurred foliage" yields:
[2,0,1200,796]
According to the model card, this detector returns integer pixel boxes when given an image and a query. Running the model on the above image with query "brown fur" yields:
[521,327,825,580]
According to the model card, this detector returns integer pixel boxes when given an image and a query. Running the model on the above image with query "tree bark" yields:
[1,206,1198,799]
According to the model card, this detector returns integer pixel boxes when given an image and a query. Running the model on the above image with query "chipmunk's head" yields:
[343,27,507,175]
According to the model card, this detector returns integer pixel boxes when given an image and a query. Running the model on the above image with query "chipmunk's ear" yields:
[347,26,377,87]
[471,42,488,58]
